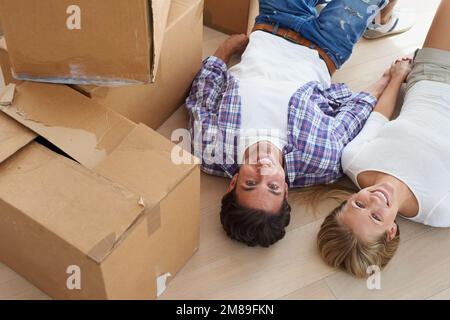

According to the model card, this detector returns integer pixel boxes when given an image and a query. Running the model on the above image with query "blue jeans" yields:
[255,0,389,69]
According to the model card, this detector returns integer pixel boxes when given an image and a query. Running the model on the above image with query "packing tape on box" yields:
[87,202,161,264]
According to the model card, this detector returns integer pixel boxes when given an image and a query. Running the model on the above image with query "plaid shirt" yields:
[186,56,377,188]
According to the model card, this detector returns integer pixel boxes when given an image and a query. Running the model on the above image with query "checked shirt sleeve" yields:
[285,82,377,188]
[186,56,229,120]
[328,83,378,147]
[185,56,232,178]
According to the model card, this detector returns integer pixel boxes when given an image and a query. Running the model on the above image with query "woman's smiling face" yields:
[338,182,399,243]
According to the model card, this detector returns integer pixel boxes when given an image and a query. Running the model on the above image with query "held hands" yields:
[366,57,412,100]
[389,57,413,83]
[371,57,413,120]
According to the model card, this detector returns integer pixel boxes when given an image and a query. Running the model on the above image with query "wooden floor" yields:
[1,0,448,300]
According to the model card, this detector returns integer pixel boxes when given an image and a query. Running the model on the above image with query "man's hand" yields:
[365,69,392,100]
[214,34,249,64]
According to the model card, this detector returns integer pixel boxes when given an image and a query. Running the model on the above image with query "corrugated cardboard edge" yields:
[0,84,37,163]
[0,36,7,51]
[0,114,36,163]
[150,0,172,82]
[0,83,15,105]
[68,84,108,99]
[0,36,22,86]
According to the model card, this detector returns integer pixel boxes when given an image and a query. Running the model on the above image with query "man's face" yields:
[227,152,288,213]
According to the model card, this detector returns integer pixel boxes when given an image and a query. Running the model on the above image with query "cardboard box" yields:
[81,0,204,129]
[0,36,20,86]
[0,0,172,85]
[0,82,200,299]
[204,0,259,35]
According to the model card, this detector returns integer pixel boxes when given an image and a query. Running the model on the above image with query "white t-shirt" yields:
[342,80,450,227]
[228,31,331,162]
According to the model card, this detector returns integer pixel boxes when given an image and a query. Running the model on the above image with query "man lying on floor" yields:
[185,0,407,247]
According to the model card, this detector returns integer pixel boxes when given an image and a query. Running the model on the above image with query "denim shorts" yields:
[407,48,450,91]
[255,0,389,69]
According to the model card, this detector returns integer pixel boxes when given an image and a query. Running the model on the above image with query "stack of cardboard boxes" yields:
[0,0,203,300]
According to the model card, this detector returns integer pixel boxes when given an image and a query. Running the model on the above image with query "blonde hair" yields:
[291,182,356,207]
[317,201,400,278]
[293,182,400,278]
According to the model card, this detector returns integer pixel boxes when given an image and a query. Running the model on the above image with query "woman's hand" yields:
[371,57,413,120]
[390,57,413,83]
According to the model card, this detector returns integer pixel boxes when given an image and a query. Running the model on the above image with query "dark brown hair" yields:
[220,189,291,247]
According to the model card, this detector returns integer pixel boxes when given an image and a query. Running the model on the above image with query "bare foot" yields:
[214,34,249,64]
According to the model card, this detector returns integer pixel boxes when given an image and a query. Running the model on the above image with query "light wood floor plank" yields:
[280,280,336,300]
[161,220,336,300]
[428,288,450,300]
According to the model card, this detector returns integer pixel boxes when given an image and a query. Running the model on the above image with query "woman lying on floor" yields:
[317,0,450,278]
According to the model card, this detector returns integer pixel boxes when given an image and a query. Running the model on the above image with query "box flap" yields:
[69,84,107,99]
[0,82,15,105]
[0,112,36,164]
[95,123,197,210]
[0,82,135,169]
[0,142,149,264]
[0,84,37,163]
[151,0,172,82]
[166,0,200,30]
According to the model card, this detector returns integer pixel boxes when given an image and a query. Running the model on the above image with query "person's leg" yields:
[406,0,450,91]
[423,0,450,51]
[316,0,398,24]
[255,0,319,30]
[364,0,415,40]
[298,0,388,69]
[379,0,398,24]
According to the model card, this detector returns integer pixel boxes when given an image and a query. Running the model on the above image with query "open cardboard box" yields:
[70,0,204,130]
[0,0,172,85]
[0,83,200,300]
